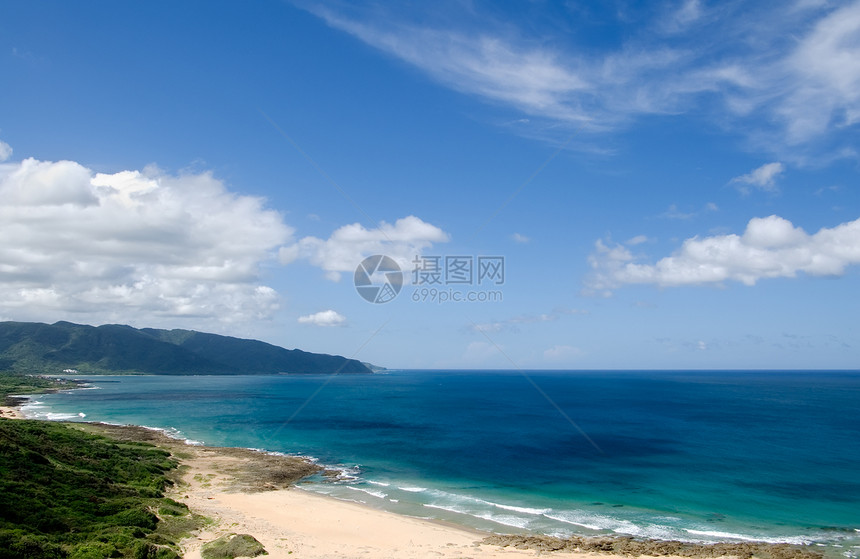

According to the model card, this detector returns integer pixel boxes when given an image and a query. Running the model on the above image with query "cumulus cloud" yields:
[587,215,860,293]
[297,309,347,327]
[280,215,449,281]
[731,162,785,193]
[0,152,292,326]
[0,140,11,162]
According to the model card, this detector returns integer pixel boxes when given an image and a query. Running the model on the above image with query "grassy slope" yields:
[0,419,199,559]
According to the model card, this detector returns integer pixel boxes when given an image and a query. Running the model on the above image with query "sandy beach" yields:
[183,485,553,558]
[174,448,597,559]
[0,405,25,419]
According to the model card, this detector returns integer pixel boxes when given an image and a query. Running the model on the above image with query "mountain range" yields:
[0,321,371,375]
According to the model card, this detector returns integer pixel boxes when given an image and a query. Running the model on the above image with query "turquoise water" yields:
[23,370,860,555]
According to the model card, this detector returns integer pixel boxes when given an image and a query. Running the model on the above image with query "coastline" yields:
[73,422,585,559]
[0,405,25,419]
[2,399,829,559]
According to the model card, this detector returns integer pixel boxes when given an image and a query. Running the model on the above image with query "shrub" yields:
[69,542,117,559]
[201,533,268,559]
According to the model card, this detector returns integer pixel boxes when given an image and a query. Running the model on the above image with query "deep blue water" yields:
[23,370,860,555]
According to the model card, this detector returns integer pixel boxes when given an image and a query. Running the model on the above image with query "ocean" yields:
[21,370,860,556]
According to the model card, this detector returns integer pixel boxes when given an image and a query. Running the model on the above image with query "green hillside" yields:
[0,419,191,559]
[0,321,371,375]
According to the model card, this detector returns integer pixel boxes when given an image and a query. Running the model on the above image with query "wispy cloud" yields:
[659,204,698,220]
[305,1,860,155]
[731,162,785,194]
[511,232,530,244]
[658,202,719,220]
[312,7,593,125]
[470,307,587,333]
[779,1,860,143]
[626,234,651,246]
[659,0,705,34]
[587,214,860,293]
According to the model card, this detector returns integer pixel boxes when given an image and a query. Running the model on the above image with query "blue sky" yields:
[1,0,858,369]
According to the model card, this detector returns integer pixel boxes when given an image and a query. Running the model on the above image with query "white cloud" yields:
[676,0,702,24]
[511,232,530,244]
[307,2,860,152]
[280,215,449,281]
[311,6,676,129]
[587,214,860,292]
[780,1,860,142]
[0,140,11,162]
[660,204,696,220]
[314,12,592,125]
[0,152,292,326]
[731,162,785,193]
[661,0,704,33]
[626,235,650,246]
[298,309,346,327]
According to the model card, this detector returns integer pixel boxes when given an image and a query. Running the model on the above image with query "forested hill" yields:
[0,321,371,375]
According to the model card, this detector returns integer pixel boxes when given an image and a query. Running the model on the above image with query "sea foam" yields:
[685,529,813,545]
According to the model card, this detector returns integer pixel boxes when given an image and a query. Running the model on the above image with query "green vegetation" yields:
[152,499,211,545]
[200,534,267,559]
[0,419,204,558]
[0,371,79,406]
[0,320,372,375]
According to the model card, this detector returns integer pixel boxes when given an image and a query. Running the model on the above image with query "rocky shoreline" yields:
[76,422,323,492]
[483,534,824,559]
